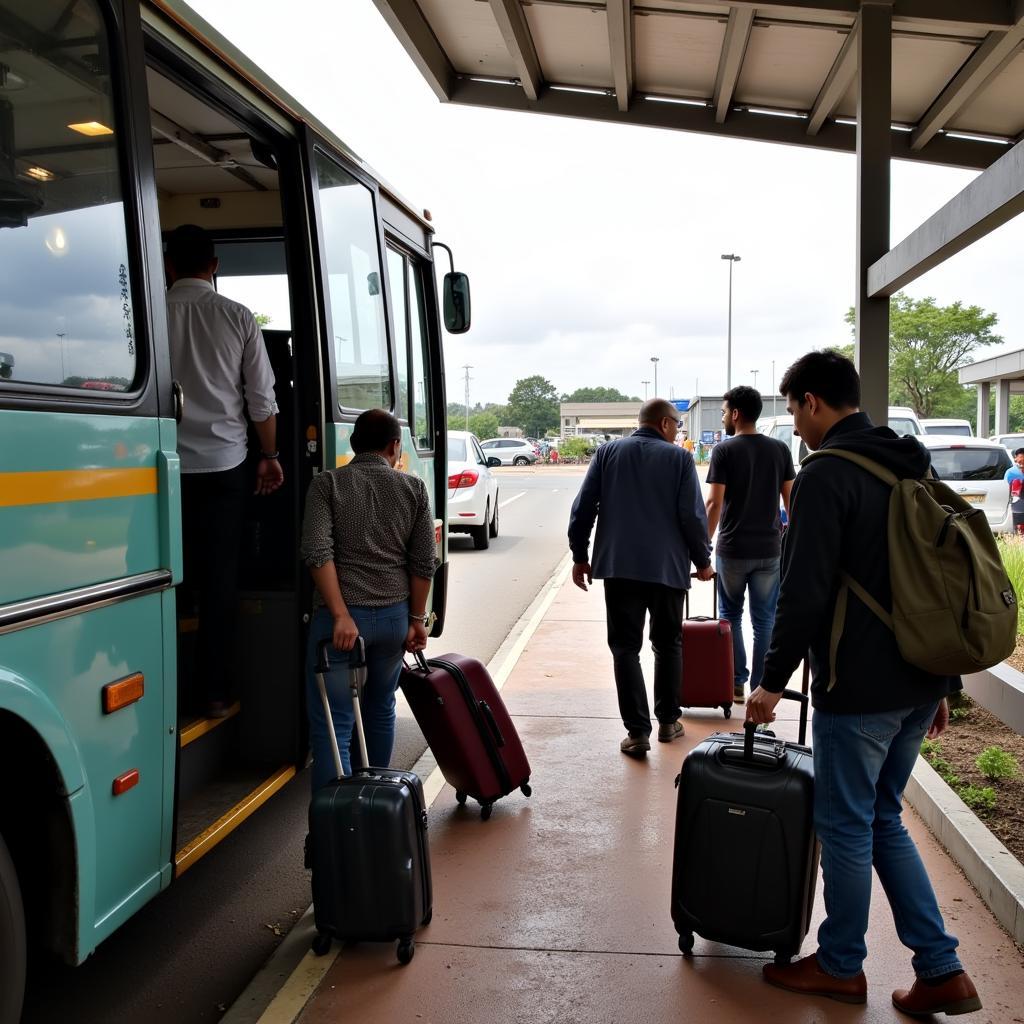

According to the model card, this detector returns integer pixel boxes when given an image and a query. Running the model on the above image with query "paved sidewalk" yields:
[291,575,1024,1024]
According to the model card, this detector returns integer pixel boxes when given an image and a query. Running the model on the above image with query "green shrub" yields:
[996,536,1024,637]
[975,746,1019,781]
[559,437,592,460]
[958,785,997,813]
[920,738,940,760]
[950,706,970,721]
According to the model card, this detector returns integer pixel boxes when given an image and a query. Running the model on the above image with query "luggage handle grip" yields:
[314,636,369,777]
[685,571,717,619]
[743,687,809,759]
[478,700,506,748]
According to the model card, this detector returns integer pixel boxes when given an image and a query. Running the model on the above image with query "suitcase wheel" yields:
[678,932,694,956]
[520,782,532,798]
[723,704,732,719]
[455,790,468,806]
[774,951,793,966]
[480,802,493,821]
[397,938,415,965]
[311,932,332,957]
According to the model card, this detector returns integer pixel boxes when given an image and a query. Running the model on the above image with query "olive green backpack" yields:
[803,448,1017,683]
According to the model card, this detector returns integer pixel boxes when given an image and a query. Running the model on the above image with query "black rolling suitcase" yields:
[307,637,432,965]
[671,682,818,965]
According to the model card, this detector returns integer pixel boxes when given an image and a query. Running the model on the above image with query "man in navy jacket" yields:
[568,399,713,756]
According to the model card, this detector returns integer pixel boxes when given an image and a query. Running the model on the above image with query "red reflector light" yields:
[103,673,144,714]
[458,512,475,517]
[112,769,140,795]
[447,470,479,489]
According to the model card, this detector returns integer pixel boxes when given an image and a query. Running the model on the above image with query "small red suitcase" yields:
[681,575,735,719]
[400,652,532,820]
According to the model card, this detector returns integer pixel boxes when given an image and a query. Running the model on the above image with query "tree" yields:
[843,293,1001,418]
[254,312,273,327]
[467,411,500,439]
[506,375,560,437]
[562,386,641,403]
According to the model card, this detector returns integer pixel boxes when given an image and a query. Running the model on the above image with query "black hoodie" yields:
[760,411,961,713]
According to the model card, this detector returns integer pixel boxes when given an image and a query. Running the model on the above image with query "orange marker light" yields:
[112,769,139,795]
[103,673,144,714]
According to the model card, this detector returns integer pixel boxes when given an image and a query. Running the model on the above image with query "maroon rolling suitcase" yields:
[681,574,735,719]
[400,652,532,820]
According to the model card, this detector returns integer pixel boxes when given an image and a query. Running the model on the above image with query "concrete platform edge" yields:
[220,553,574,1024]
[905,755,1024,945]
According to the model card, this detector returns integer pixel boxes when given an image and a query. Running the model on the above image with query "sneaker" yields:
[657,720,685,743]
[620,733,651,757]
[733,686,746,704]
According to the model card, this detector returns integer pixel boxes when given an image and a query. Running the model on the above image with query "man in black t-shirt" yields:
[705,386,794,703]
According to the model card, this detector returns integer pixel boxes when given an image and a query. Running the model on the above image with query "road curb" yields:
[220,553,573,1024]
[905,755,1024,944]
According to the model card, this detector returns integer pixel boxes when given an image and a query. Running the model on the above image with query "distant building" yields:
[685,394,787,444]
[497,425,523,438]
[559,401,642,438]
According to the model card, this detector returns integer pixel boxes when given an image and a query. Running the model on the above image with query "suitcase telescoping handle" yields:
[315,636,370,779]
[684,571,717,619]
[742,687,809,760]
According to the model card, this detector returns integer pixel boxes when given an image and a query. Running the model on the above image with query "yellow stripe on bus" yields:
[0,468,158,507]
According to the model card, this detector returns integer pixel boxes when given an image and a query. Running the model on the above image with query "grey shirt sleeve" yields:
[240,315,280,422]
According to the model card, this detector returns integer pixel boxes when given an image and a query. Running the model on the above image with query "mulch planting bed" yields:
[927,680,1024,867]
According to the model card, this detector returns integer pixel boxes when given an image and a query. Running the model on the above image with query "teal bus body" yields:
[0,0,453,1006]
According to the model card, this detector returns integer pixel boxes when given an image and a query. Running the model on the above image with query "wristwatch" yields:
[410,611,431,627]
[260,450,280,460]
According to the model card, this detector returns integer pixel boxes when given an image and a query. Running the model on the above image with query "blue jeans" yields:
[305,602,408,791]
[813,703,962,979]
[715,555,780,691]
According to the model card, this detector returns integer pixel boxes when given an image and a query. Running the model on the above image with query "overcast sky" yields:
[191,0,1023,408]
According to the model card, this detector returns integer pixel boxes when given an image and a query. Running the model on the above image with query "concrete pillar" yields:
[976,382,991,437]
[854,2,893,425]
[995,379,1010,435]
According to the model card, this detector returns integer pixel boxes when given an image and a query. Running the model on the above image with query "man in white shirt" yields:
[166,224,284,717]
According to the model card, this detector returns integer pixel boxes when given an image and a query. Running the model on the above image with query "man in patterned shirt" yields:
[300,409,437,789]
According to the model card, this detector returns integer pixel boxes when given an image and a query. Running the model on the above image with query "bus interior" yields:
[145,57,313,873]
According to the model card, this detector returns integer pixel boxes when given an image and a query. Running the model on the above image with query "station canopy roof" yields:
[373,1,1024,171]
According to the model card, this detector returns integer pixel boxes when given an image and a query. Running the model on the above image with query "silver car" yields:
[479,438,538,466]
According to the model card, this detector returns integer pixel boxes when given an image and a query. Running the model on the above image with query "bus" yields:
[0,1,467,1016]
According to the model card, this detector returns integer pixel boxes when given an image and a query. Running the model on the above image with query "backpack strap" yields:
[805,447,899,690]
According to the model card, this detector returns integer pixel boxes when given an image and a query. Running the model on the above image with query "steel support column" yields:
[855,1,892,425]
[977,381,991,437]
[996,379,1011,435]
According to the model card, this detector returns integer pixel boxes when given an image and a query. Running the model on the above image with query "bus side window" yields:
[408,264,432,450]
[314,152,392,413]
[0,0,138,394]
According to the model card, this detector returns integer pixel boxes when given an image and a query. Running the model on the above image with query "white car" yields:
[446,431,500,549]
[921,418,972,436]
[479,437,538,466]
[990,432,1024,456]
[921,435,1012,534]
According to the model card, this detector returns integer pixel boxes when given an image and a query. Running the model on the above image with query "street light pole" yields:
[720,253,741,390]
[751,369,759,390]
[641,380,650,400]
[650,356,660,397]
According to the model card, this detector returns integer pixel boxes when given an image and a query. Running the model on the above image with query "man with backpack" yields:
[747,351,989,1016]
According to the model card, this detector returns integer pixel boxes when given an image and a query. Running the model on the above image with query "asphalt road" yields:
[20,467,583,1024]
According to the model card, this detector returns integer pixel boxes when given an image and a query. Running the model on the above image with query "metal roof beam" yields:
[911,16,1024,150]
[868,136,1024,296]
[370,0,454,102]
[716,1,1014,30]
[713,7,754,124]
[489,0,544,101]
[606,0,634,113]
[448,78,1002,170]
[807,17,858,135]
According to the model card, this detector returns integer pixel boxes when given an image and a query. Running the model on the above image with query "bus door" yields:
[140,41,320,876]
[0,0,178,972]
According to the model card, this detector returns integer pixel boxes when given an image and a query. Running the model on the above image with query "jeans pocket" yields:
[859,711,903,742]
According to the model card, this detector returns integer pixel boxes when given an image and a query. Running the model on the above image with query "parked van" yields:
[921,418,972,436]
[759,406,924,471]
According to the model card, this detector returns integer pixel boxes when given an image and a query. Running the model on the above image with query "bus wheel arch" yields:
[0,711,79,971]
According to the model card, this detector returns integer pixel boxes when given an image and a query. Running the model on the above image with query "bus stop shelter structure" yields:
[373,0,1024,415]
[960,346,1024,437]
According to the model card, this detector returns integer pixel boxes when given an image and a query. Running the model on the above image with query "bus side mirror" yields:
[443,272,471,334]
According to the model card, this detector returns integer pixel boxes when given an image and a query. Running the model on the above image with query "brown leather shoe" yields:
[892,973,982,1017]
[763,953,867,1005]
